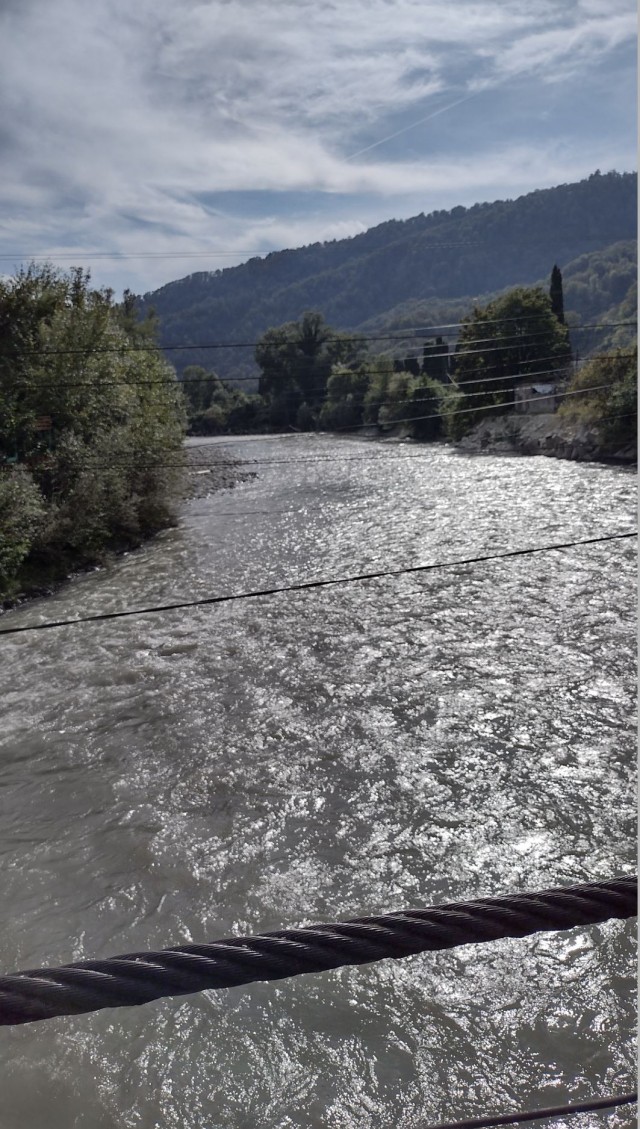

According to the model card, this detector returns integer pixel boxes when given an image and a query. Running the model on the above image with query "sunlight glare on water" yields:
[0,437,636,1129]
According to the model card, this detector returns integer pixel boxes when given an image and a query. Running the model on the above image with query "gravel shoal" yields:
[183,443,258,500]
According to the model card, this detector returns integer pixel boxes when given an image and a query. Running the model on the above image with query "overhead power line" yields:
[9,355,582,396]
[2,220,637,262]
[7,344,635,404]
[0,251,272,261]
[2,322,577,366]
[0,239,492,261]
[97,414,640,467]
[0,531,634,636]
[185,411,640,463]
[328,383,619,432]
[3,381,626,470]
[6,402,632,472]
[132,428,639,512]
[0,320,634,360]
[8,229,636,263]
[0,239,502,263]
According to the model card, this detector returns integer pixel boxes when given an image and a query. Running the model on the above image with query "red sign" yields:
[34,416,53,431]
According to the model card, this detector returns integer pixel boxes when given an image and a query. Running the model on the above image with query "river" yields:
[0,436,636,1129]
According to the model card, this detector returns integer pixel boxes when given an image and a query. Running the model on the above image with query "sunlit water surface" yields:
[1,436,636,1129]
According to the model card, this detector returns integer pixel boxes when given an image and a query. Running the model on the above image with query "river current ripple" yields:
[0,436,636,1129]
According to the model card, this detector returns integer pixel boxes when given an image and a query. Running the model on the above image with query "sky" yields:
[0,0,636,295]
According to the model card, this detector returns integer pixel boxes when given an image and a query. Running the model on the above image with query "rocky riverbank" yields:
[455,414,637,464]
[183,443,257,500]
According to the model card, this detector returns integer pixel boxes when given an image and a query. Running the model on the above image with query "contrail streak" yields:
[345,89,485,161]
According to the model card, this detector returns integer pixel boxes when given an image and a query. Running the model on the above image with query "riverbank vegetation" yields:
[182,282,573,441]
[557,345,638,451]
[180,273,636,462]
[0,266,186,602]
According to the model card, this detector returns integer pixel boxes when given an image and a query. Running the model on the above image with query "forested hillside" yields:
[140,170,636,380]
[358,239,637,360]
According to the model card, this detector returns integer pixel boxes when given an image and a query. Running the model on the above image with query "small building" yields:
[514,383,557,414]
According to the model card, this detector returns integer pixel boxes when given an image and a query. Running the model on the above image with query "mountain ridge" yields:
[140,170,637,378]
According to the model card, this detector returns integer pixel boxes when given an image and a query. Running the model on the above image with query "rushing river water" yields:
[0,436,636,1129]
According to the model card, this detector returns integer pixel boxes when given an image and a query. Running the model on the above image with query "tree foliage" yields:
[451,287,572,424]
[550,264,565,324]
[255,312,365,426]
[180,365,266,434]
[558,346,637,452]
[0,265,185,599]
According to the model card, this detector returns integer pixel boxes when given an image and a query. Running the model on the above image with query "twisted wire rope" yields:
[419,1091,637,1129]
[1,875,635,1026]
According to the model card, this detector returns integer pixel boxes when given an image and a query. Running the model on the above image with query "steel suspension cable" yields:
[419,1092,637,1129]
[0,875,635,1026]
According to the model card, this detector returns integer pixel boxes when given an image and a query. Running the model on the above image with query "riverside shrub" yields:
[0,265,186,599]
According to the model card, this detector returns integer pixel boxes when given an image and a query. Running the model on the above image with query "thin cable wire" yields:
[162,427,639,512]
[5,361,565,397]
[28,383,619,468]
[0,238,494,261]
[2,370,634,466]
[0,320,633,359]
[0,531,634,636]
[5,329,586,392]
[3,207,637,259]
[329,383,618,433]
[7,353,583,396]
[184,380,627,444]
[418,1092,637,1129]
[7,402,633,471]
[115,420,640,468]
[0,367,574,465]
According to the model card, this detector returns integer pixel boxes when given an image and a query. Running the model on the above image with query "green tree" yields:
[0,264,185,599]
[558,346,637,452]
[0,470,45,590]
[363,356,394,424]
[550,264,565,324]
[437,384,468,440]
[377,370,414,429]
[452,287,571,424]
[422,337,450,381]
[255,312,365,424]
[318,364,369,430]
[295,402,316,431]
[402,380,442,440]
[181,365,224,415]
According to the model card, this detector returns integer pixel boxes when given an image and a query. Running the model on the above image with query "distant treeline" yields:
[182,274,636,454]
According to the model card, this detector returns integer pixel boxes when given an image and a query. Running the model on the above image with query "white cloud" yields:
[481,10,636,83]
[0,0,635,292]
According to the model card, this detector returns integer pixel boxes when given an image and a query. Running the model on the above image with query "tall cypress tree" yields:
[550,264,565,324]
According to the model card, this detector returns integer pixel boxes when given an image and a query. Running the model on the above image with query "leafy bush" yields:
[0,265,185,599]
[295,402,316,431]
[0,471,45,592]
[558,346,637,451]
[437,385,470,440]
